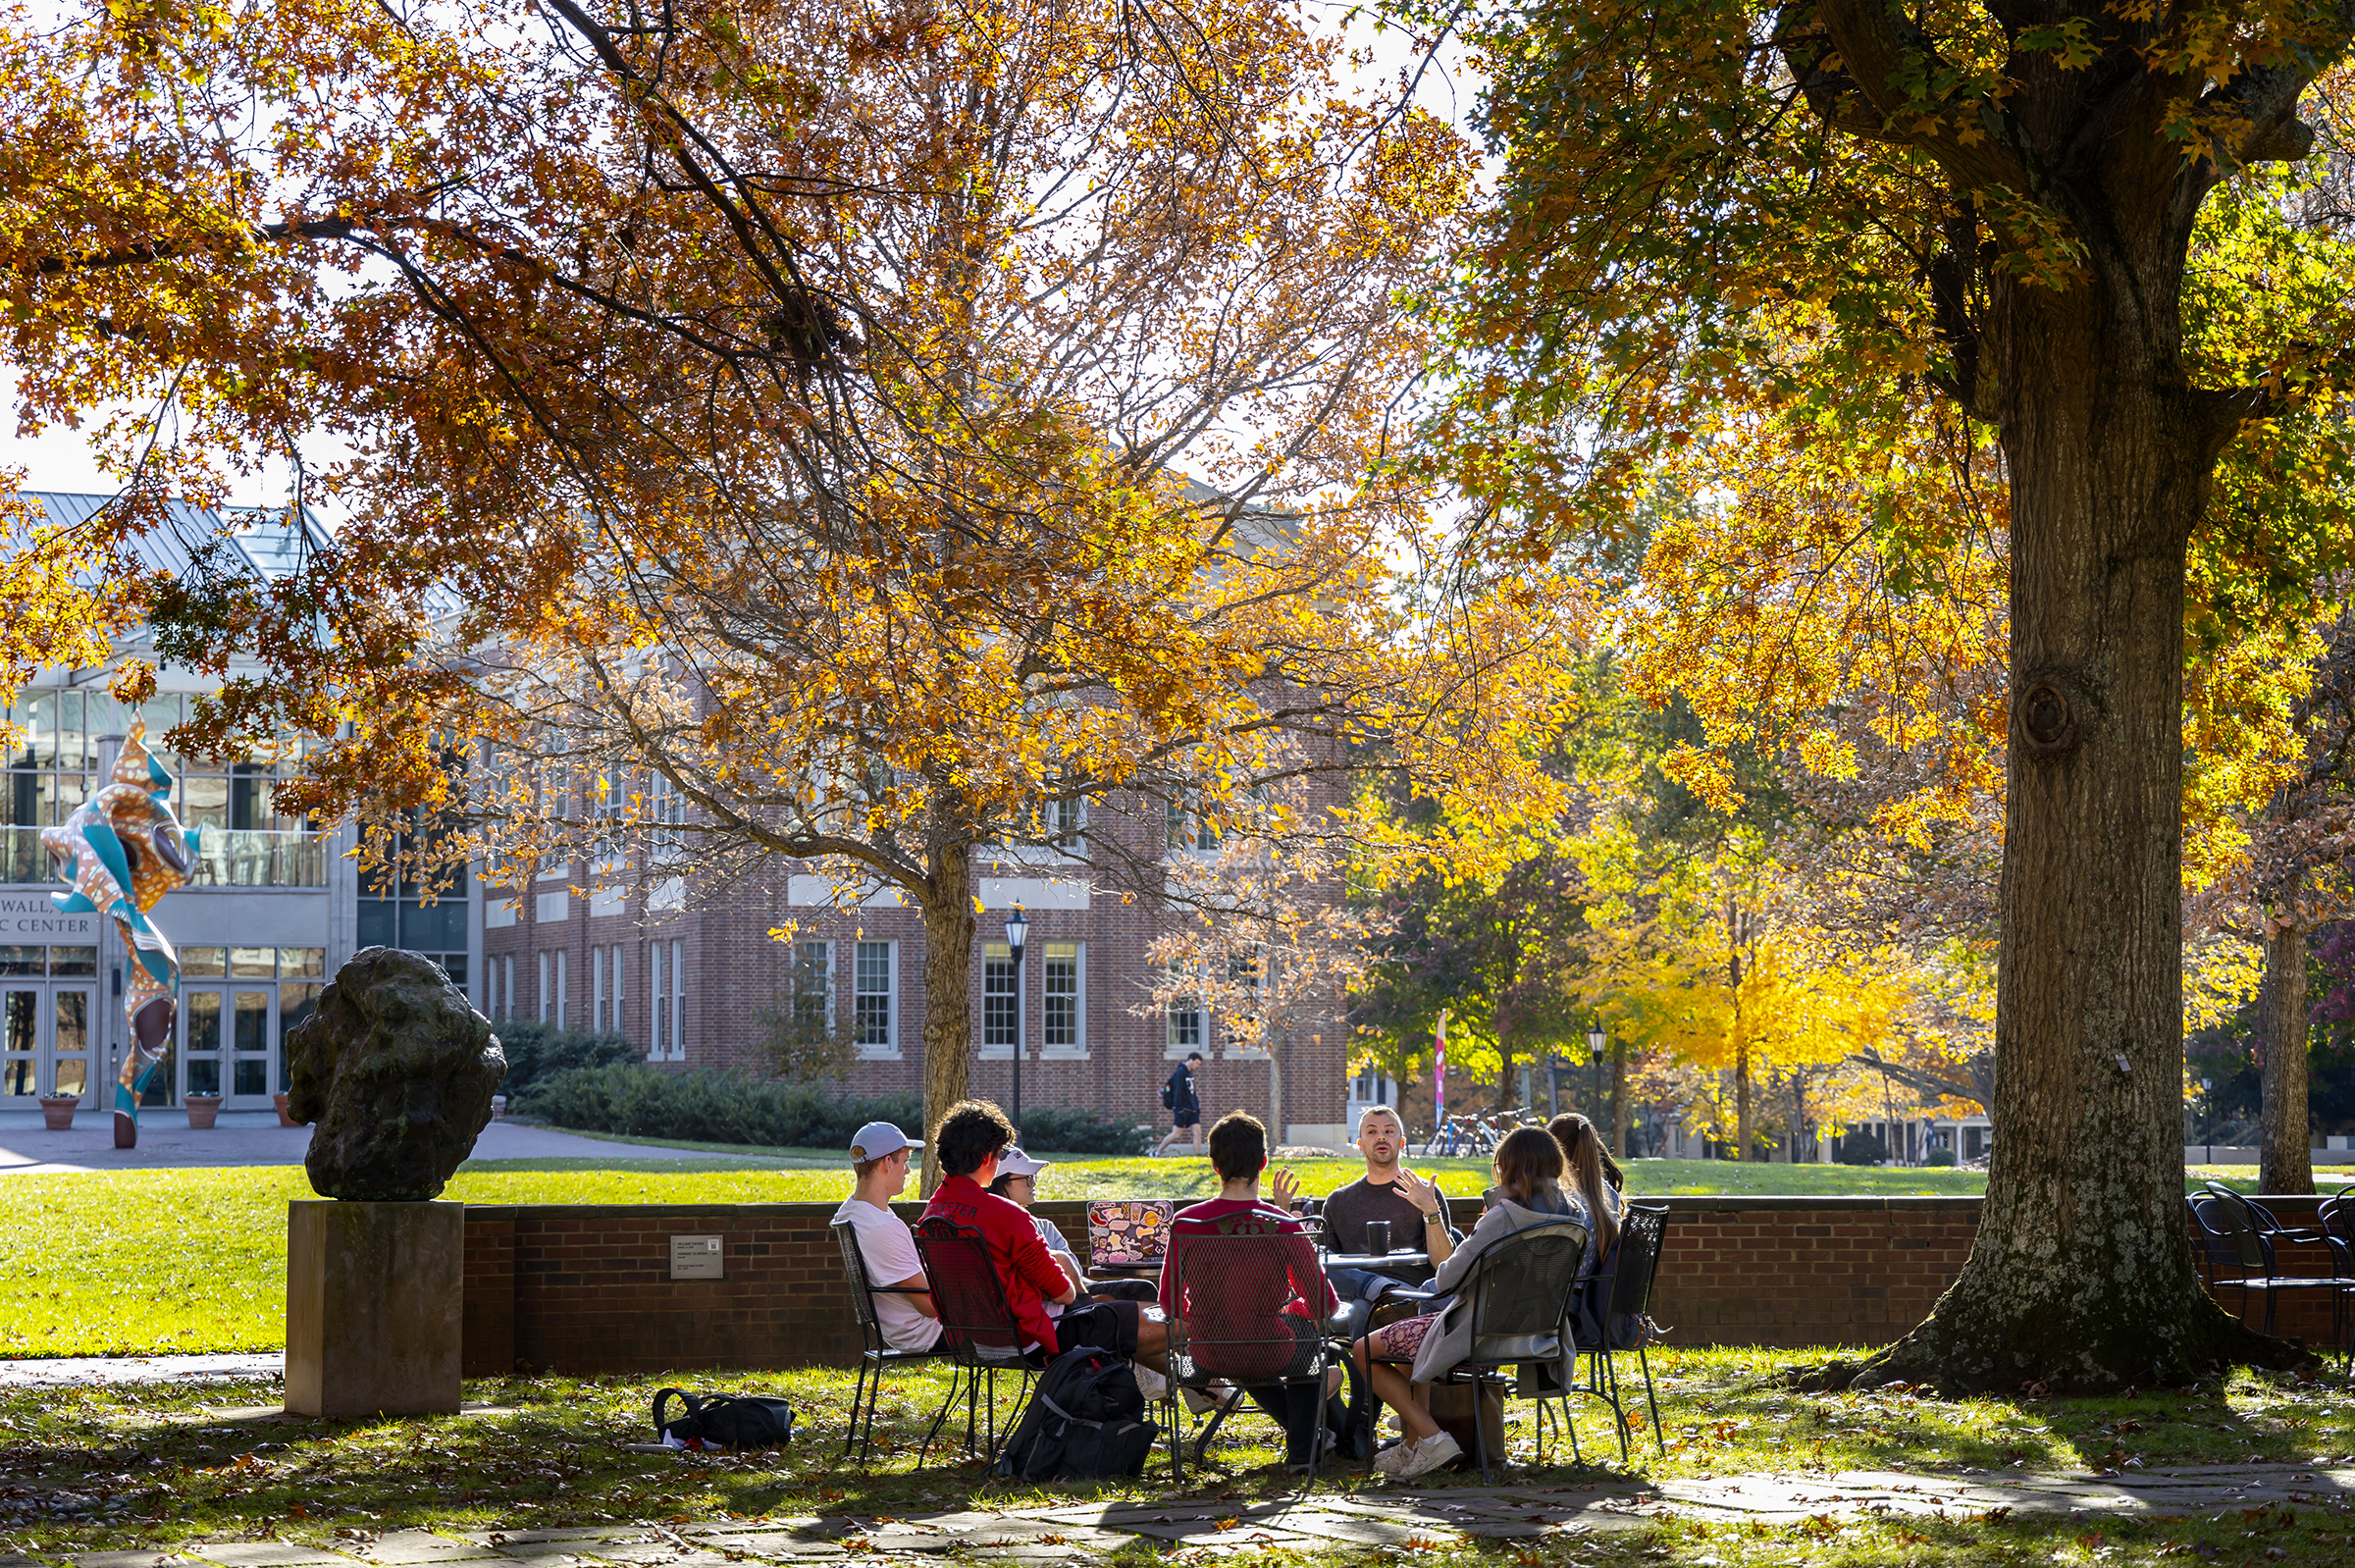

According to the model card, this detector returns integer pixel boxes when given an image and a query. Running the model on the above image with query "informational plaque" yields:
[669,1234,724,1280]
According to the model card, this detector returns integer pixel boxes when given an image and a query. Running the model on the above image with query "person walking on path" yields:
[1155,1051,1205,1156]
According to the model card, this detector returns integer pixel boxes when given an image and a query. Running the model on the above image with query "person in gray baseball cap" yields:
[829,1122,941,1352]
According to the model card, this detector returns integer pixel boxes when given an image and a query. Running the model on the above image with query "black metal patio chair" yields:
[2189,1186,2355,1349]
[1387,1218,1591,1482]
[1562,1202,1670,1462]
[911,1218,1046,1468]
[1161,1212,1357,1487]
[829,1220,947,1465]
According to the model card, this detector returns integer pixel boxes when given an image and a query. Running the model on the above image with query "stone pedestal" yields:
[286,1199,464,1417]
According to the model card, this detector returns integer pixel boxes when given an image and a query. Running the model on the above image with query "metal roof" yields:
[17,491,331,584]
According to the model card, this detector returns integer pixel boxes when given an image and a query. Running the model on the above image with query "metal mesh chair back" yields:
[1166,1217,1329,1385]
[831,1221,888,1345]
[2319,1191,2355,1263]
[1463,1220,1587,1363]
[2187,1197,2249,1281]
[1607,1205,1668,1320]
[2197,1189,2273,1272]
[913,1218,1030,1367]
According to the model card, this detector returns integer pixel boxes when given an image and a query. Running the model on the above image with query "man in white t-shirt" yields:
[830,1122,943,1353]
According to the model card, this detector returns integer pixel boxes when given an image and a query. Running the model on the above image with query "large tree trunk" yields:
[1864,277,2293,1389]
[2259,923,2313,1195]
[916,848,975,1194]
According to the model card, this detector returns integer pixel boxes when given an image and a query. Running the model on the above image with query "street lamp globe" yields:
[1005,905,1028,960]
[1587,1020,1606,1062]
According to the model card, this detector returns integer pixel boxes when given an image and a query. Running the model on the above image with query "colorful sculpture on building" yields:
[41,719,197,1148]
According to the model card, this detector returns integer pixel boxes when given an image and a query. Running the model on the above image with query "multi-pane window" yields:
[3,691,321,886]
[981,941,1018,1056]
[650,771,685,862]
[607,947,624,1038]
[538,951,552,1022]
[553,949,568,1027]
[1043,940,1081,1054]
[649,942,667,1055]
[856,941,894,1054]
[1165,793,1220,853]
[667,938,684,1058]
[1166,963,1204,1056]
[1038,797,1081,847]
[591,946,608,1031]
[792,941,832,1031]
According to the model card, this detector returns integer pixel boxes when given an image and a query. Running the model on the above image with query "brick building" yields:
[479,791,1355,1150]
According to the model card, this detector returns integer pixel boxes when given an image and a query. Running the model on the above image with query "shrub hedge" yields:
[516,1064,1151,1155]
[487,1019,640,1098]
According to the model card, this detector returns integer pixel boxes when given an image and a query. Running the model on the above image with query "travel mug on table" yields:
[1365,1219,1391,1255]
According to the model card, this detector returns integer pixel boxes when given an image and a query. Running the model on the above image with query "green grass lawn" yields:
[7,1156,2347,1358]
[3,1351,2352,1568]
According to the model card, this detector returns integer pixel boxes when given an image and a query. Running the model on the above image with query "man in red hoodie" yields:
[921,1100,1169,1378]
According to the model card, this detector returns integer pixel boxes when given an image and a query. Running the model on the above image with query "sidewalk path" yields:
[0,1114,760,1176]
[0,1353,282,1387]
[13,1452,2350,1562]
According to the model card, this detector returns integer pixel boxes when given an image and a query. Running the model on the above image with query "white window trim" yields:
[1040,939,1085,1059]
[792,939,835,1030]
[649,941,668,1061]
[610,946,624,1040]
[591,945,606,1032]
[854,939,899,1060]
[538,952,551,1023]
[553,949,568,1029]
[668,938,686,1060]
[978,940,1017,1061]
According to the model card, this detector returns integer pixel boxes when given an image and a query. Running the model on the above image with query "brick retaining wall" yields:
[456,1195,2344,1376]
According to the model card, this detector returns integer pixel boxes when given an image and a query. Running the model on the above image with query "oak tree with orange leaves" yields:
[0,0,1483,1186]
[1444,2,2355,1385]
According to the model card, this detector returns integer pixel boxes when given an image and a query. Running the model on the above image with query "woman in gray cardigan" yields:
[1349,1125,1590,1478]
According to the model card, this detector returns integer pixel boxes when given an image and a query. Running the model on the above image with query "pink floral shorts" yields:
[1366,1311,1439,1364]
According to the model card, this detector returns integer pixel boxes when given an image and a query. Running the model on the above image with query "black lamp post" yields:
[2200,1075,2213,1165]
[1005,905,1028,1137]
[1587,1020,1606,1122]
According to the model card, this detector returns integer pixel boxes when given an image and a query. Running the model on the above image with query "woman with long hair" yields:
[1547,1112,1623,1276]
[1348,1125,1589,1478]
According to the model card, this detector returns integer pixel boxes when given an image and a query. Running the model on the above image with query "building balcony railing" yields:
[0,825,327,889]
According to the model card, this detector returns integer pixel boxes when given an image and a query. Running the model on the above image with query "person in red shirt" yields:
[1160,1111,1346,1471]
[921,1100,1170,1377]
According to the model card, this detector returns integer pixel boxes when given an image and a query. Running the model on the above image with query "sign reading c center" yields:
[0,895,100,942]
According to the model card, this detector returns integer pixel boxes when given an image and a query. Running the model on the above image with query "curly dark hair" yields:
[1207,1110,1267,1181]
[934,1100,1017,1178]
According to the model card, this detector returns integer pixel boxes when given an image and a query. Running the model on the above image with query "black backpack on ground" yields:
[653,1387,797,1450]
[993,1349,1158,1482]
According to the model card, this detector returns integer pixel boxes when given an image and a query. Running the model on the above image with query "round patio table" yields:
[1318,1250,1431,1276]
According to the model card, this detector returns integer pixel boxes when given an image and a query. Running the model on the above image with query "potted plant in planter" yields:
[39,1094,79,1131]
[185,1093,225,1130]
[274,1090,301,1127]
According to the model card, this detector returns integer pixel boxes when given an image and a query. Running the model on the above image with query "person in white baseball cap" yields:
[830,1123,941,1352]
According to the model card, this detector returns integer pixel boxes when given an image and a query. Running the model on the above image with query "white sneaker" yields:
[1394,1430,1463,1480]
[1372,1438,1412,1476]
[1134,1367,1169,1401]
[1178,1375,1233,1412]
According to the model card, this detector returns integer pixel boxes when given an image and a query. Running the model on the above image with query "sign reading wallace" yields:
[0,894,99,940]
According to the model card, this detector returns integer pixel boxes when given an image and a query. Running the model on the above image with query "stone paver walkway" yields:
[21,1465,2350,1566]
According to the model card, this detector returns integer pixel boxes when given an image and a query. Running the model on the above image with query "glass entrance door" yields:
[2,981,36,1101]
[180,983,276,1107]
[0,981,99,1105]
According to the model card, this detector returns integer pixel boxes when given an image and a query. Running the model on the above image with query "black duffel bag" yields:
[653,1387,797,1450]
